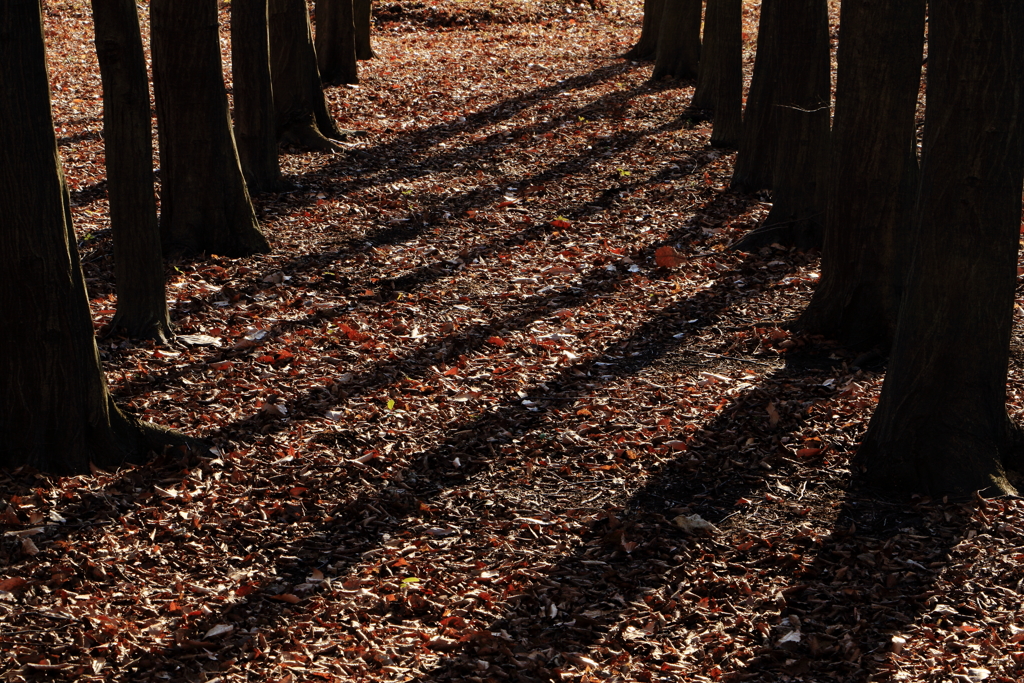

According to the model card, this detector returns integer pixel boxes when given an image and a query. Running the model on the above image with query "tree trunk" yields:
[690,0,718,110]
[734,0,830,251]
[354,0,375,60]
[0,0,192,474]
[799,0,925,351]
[624,0,664,61]
[232,0,287,194]
[730,0,777,192]
[151,0,269,257]
[857,0,1024,496]
[315,0,359,85]
[651,0,701,81]
[708,0,742,148]
[90,0,171,342]
[270,0,352,151]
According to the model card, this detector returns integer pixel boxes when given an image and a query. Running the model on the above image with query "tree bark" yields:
[734,0,830,251]
[730,0,777,192]
[690,0,718,110]
[799,0,925,351]
[651,0,701,81]
[354,0,375,60]
[624,0,664,61]
[90,0,171,342]
[0,0,192,474]
[151,0,269,257]
[270,0,352,151]
[857,0,1024,496]
[315,0,359,85]
[708,0,742,148]
[232,0,287,194]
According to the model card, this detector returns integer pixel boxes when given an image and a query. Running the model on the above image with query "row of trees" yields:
[0,0,373,473]
[640,0,1024,494]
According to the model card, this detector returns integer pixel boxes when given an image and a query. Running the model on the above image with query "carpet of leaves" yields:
[6,1,1024,682]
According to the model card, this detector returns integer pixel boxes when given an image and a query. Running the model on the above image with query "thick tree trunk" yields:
[624,0,664,61]
[354,0,375,60]
[0,0,192,474]
[151,0,269,257]
[90,0,171,342]
[651,0,701,81]
[690,0,718,110]
[315,0,359,85]
[232,0,286,194]
[730,0,777,192]
[734,0,830,251]
[857,0,1024,496]
[799,0,925,351]
[708,0,741,148]
[269,0,352,151]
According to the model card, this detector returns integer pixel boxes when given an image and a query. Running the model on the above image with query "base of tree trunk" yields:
[107,310,173,344]
[731,215,822,252]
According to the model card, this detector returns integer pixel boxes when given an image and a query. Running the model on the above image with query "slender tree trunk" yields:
[90,0,171,342]
[0,0,192,474]
[690,0,718,110]
[269,0,352,151]
[624,0,664,61]
[151,0,268,257]
[730,0,777,192]
[651,0,701,81]
[709,0,742,148]
[232,0,286,194]
[857,0,1024,496]
[799,0,925,350]
[315,0,359,85]
[354,0,375,60]
[734,0,830,251]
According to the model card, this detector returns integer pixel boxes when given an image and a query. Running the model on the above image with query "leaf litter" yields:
[7,0,1024,682]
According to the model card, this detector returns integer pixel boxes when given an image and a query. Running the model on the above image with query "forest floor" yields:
[5,0,1024,681]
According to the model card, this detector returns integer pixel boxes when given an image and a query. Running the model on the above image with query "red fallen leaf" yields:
[496,200,518,208]
[271,593,301,604]
[487,336,507,347]
[443,366,460,376]
[256,354,275,363]
[235,583,259,597]
[392,557,410,567]
[338,323,370,342]
[663,440,687,451]
[0,577,27,592]
[796,448,823,458]
[550,217,571,229]
[288,487,308,497]
[655,246,684,268]
[208,360,234,371]
[736,498,753,506]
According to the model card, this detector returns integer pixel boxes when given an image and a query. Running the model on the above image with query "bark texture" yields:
[270,0,350,151]
[734,0,830,251]
[624,0,665,60]
[690,0,719,110]
[151,0,269,257]
[315,0,359,85]
[706,0,742,148]
[0,0,191,474]
[232,0,286,194]
[354,0,375,60]
[651,0,702,81]
[799,0,925,350]
[91,0,171,341]
[730,0,777,192]
[857,0,1024,495]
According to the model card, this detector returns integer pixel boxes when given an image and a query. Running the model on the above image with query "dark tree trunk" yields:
[151,0,269,257]
[799,0,925,350]
[270,0,351,151]
[354,0,375,60]
[857,1,1024,496]
[690,0,718,110]
[90,0,171,342]
[734,0,830,251]
[624,0,664,61]
[232,0,287,194]
[730,0,777,192]
[0,0,192,474]
[651,0,702,81]
[708,0,742,148]
[315,0,359,85]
